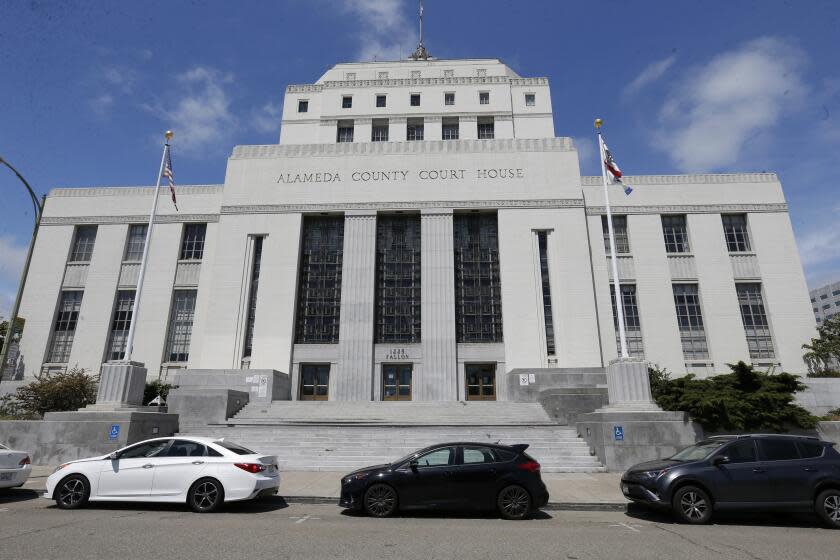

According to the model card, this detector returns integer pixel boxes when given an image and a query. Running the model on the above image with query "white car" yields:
[0,443,32,489]
[44,437,279,512]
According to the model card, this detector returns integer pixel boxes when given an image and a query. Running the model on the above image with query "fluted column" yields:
[420,209,457,400]
[334,211,377,400]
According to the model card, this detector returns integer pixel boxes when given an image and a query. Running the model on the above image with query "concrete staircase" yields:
[178,401,604,473]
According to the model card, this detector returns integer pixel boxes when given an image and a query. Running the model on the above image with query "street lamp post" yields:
[0,156,43,381]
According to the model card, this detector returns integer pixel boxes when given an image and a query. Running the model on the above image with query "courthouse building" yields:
[14,57,817,401]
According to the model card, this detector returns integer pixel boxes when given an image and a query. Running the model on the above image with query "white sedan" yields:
[0,443,32,489]
[44,437,279,512]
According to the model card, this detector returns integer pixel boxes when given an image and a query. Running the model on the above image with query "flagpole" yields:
[123,131,172,362]
[595,119,629,359]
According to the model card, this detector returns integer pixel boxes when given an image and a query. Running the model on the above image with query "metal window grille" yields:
[342,96,352,108]
[298,100,308,113]
[70,226,97,262]
[736,283,775,359]
[243,237,264,358]
[610,284,644,358]
[378,72,389,79]
[410,94,421,106]
[106,290,135,361]
[537,232,556,355]
[672,284,709,359]
[295,216,344,344]
[48,291,83,363]
[454,213,503,343]
[443,70,454,78]
[602,215,630,254]
[337,123,354,143]
[376,95,386,107]
[179,223,206,260]
[411,70,422,79]
[722,214,751,252]
[479,92,490,104]
[375,215,421,343]
[477,120,495,139]
[442,120,459,140]
[371,122,389,142]
[406,120,424,141]
[165,290,197,363]
[525,94,535,106]
[445,92,455,105]
[124,224,147,261]
[662,215,690,253]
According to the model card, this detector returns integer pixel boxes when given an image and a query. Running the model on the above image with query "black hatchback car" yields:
[621,434,840,527]
[339,442,549,519]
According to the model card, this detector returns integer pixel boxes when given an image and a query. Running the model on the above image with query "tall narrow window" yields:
[722,214,751,252]
[295,216,344,344]
[444,92,455,105]
[442,117,459,140]
[662,215,690,253]
[180,223,206,260]
[69,225,97,262]
[165,290,197,363]
[124,224,147,261]
[536,231,556,356]
[341,95,352,109]
[47,291,83,363]
[477,117,495,139]
[610,284,644,358]
[243,236,264,358]
[672,284,708,359]
[736,283,774,359]
[336,120,354,143]
[454,213,503,343]
[406,118,424,141]
[375,215,421,343]
[371,119,389,142]
[410,93,421,106]
[602,215,629,254]
[297,100,308,113]
[525,93,536,106]
[479,91,490,104]
[107,290,135,361]
[375,94,386,108]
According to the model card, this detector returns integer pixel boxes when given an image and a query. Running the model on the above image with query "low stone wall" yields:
[170,369,290,403]
[506,368,607,402]
[168,389,249,431]
[538,387,608,424]
[795,378,840,416]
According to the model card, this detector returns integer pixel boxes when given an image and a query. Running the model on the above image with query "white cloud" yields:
[341,0,417,61]
[797,210,840,270]
[251,102,283,134]
[0,235,27,319]
[655,37,807,172]
[90,93,114,115]
[625,55,676,98]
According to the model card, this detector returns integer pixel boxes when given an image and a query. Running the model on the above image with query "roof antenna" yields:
[409,0,431,60]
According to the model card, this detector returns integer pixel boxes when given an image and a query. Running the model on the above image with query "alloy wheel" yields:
[680,491,708,521]
[825,495,840,523]
[58,478,85,507]
[364,485,397,517]
[499,486,530,519]
[194,481,219,511]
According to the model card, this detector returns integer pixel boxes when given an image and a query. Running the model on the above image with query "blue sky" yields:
[1,0,839,318]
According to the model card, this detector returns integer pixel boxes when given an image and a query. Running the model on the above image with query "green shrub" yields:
[806,369,840,378]
[144,380,176,405]
[648,361,817,432]
[8,367,98,418]
[823,408,840,421]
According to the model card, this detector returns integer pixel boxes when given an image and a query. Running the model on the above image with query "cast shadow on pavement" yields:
[0,488,42,504]
[341,508,553,521]
[625,502,826,529]
[43,495,291,514]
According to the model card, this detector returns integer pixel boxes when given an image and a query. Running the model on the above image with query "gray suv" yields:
[621,435,840,527]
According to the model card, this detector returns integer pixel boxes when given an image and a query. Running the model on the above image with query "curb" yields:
[281,495,629,512]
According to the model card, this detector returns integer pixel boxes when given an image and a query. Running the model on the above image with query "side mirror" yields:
[712,455,730,466]
[409,460,419,471]
[109,452,119,461]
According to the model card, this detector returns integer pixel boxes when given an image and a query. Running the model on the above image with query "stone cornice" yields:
[580,173,779,186]
[303,111,548,123]
[231,137,574,159]
[221,198,584,215]
[41,213,220,226]
[48,185,223,197]
[585,203,788,216]
[286,76,549,93]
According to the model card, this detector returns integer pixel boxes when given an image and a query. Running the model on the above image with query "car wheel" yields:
[363,483,398,517]
[672,486,712,524]
[498,485,532,520]
[188,478,225,513]
[815,489,840,529]
[55,475,90,510]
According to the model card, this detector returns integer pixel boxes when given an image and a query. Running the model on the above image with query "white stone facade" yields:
[15,58,817,400]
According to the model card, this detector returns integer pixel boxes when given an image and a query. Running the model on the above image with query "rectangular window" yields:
[537,231,556,356]
[375,94,386,108]
[821,294,828,299]
[165,289,197,363]
[410,93,421,106]
[382,363,412,401]
[47,290,83,363]
[123,224,147,261]
[662,215,690,253]
[465,363,496,401]
[371,119,389,142]
[179,223,206,260]
[602,215,630,254]
[833,290,840,296]
[297,100,308,113]
[406,118,424,141]
[736,283,775,359]
[479,91,490,104]
[673,284,709,360]
[106,290,135,361]
[444,92,455,105]
[341,95,352,109]
[69,225,97,262]
[295,216,344,344]
[243,236,264,359]
[336,120,354,143]
[442,117,459,140]
[722,214,751,252]
[375,214,421,344]
[454,213,503,343]
[477,117,495,139]
[299,364,330,400]
[610,284,644,358]
[525,93,536,106]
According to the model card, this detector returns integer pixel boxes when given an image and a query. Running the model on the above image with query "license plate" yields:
[0,473,13,481]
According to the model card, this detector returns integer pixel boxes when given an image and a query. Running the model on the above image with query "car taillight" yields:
[234,463,266,474]
[518,460,541,473]
[18,456,30,466]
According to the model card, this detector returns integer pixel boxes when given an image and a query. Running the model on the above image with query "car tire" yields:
[815,489,840,529]
[672,485,713,524]
[363,483,398,517]
[55,475,90,510]
[188,478,225,513]
[497,485,532,520]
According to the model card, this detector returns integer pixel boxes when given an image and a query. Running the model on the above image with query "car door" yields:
[97,439,171,498]
[448,446,500,510]
[708,439,771,505]
[396,447,455,507]
[150,440,209,497]
[757,438,810,505]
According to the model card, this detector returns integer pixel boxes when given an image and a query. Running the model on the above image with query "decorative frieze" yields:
[581,173,778,186]
[49,185,222,198]
[285,75,549,93]
[221,198,584,215]
[586,203,788,216]
[42,213,220,226]
[730,254,761,279]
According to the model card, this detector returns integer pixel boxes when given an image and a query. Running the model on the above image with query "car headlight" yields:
[344,472,370,484]
[53,463,69,474]
[640,468,670,479]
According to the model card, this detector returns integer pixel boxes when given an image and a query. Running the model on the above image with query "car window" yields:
[462,446,496,464]
[797,441,824,459]
[207,446,224,457]
[119,440,170,459]
[494,449,516,462]
[164,440,206,457]
[416,447,454,467]
[215,441,256,455]
[722,440,757,463]
[758,439,800,461]
[670,440,727,461]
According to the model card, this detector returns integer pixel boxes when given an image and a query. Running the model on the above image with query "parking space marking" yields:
[290,514,321,524]
[609,522,642,533]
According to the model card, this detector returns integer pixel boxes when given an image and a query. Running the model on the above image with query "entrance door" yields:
[383,364,412,401]
[465,363,496,401]
[300,364,330,401]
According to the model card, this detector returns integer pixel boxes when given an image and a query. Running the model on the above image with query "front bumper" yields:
[620,478,668,508]
[339,481,365,509]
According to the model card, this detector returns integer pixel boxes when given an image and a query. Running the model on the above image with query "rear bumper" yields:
[0,464,31,489]
[228,473,281,502]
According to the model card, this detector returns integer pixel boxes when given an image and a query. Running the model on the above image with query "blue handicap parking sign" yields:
[613,425,624,441]
[109,424,120,440]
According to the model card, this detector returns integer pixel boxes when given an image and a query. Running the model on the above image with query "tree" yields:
[802,315,840,376]
[0,317,25,353]
[11,367,98,418]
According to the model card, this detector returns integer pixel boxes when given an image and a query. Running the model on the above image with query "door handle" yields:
[142,464,154,469]
[752,468,765,473]
[803,466,817,472]
[192,461,205,465]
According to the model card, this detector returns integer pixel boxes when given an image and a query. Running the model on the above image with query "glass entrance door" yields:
[300,364,330,401]
[382,364,412,401]
[465,363,496,401]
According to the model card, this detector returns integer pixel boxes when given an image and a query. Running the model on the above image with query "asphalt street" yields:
[0,487,837,560]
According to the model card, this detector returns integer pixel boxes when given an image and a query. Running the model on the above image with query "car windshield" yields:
[391,447,432,466]
[669,440,728,462]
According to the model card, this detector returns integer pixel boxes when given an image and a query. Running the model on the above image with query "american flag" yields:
[163,146,178,211]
